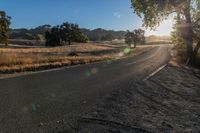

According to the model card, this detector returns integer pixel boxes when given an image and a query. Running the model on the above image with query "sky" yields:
[0,0,174,36]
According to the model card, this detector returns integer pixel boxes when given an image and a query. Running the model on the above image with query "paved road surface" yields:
[0,45,170,133]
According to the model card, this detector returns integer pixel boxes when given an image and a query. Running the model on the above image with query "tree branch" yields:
[193,18,200,26]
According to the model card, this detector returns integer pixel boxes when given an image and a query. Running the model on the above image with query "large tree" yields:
[125,29,145,48]
[45,22,88,46]
[131,0,200,64]
[0,11,11,46]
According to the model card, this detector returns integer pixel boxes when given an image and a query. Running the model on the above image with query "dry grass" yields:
[0,43,115,73]
[0,53,112,73]
[0,43,113,54]
[0,43,154,74]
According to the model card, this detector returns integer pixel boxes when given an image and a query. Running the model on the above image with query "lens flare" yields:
[91,68,98,74]
[124,48,131,55]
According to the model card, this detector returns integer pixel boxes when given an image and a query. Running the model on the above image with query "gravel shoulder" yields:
[75,64,200,133]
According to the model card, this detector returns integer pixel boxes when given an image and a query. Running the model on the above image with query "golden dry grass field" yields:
[0,42,154,74]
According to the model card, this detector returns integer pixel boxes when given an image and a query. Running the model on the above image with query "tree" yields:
[125,29,145,48]
[73,32,88,43]
[0,11,11,46]
[125,31,133,46]
[45,26,61,46]
[132,29,145,47]
[60,22,74,45]
[131,0,200,64]
[45,22,88,46]
[171,14,186,49]
[70,24,88,43]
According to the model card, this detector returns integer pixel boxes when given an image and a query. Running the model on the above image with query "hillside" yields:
[9,25,126,41]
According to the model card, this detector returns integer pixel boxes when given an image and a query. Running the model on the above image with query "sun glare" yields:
[145,16,175,36]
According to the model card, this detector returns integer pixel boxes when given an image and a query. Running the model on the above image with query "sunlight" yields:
[145,16,175,36]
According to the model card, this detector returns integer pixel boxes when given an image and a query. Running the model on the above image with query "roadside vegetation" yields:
[171,12,200,66]
[131,0,200,66]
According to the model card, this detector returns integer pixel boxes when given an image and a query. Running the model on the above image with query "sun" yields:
[145,16,175,36]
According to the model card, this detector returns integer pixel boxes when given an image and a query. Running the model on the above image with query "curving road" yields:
[0,45,171,133]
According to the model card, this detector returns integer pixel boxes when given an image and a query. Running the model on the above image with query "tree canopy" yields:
[125,29,145,48]
[131,0,200,64]
[45,22,88,46]
[0,11,11,45]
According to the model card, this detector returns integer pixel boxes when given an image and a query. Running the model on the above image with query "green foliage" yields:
[125,29,145,47]
[125,31,133,45]
[171,14,186,50]
[45,26,61,47]
[45,22,88,46]
[0,11,11,45]
[73,32,88,43]
[131,0,200,64]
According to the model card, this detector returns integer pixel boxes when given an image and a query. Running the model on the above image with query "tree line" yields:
[10,27,126,42]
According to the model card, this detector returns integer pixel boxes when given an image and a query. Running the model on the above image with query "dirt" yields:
[75,64,200,133]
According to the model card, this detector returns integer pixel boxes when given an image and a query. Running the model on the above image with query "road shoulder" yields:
[74,64,200,133]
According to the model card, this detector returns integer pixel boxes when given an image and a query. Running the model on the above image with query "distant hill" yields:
[9,25,51,40]
[9,25,126,41]
[9,25,171,45]
[81,28,126,41]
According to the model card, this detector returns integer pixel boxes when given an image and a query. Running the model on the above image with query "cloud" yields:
[113,12,121,19]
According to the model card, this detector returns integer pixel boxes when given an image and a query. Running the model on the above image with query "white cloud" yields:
[113,12,121,19]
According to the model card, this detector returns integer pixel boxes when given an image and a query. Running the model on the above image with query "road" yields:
[0,45,170,133]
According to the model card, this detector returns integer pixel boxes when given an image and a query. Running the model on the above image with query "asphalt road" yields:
[0,45,171,133]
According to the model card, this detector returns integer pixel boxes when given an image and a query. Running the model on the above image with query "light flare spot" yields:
[91,68,98,74]
[85,71,91,77]
[124,47,131,55]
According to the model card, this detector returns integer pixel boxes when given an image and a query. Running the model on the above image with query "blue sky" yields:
[0,0,173,35]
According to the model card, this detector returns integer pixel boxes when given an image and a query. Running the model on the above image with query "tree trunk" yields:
[68,39,71,45]
[183,4,195,65]
[5,42,8,47]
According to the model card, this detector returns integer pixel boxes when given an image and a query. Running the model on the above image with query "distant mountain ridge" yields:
[9,25,126,41]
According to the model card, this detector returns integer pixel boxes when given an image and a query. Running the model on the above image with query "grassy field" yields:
[0,42,155,74]
[0,43,114,73]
